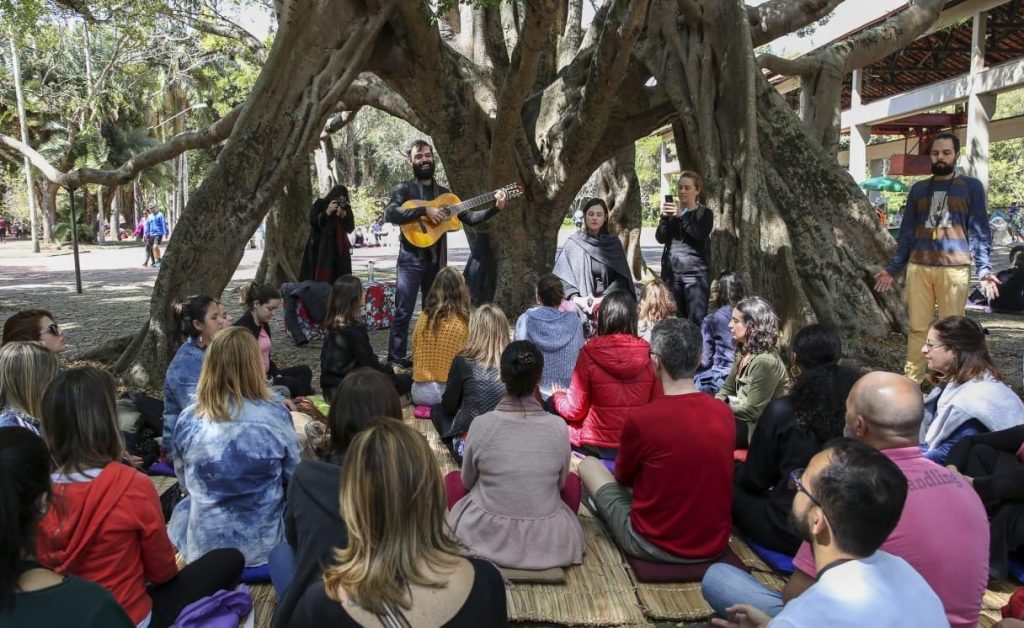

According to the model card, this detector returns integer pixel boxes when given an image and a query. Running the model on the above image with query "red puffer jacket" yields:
[551,333,660,449]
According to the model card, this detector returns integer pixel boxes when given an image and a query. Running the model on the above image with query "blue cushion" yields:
[746,540,795,575]
[240,564,271,583]
[1009,552,1024,583]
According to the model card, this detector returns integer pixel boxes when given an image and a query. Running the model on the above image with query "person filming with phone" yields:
[657,171,714,324]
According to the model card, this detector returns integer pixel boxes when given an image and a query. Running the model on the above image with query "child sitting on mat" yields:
[447,341,585,570]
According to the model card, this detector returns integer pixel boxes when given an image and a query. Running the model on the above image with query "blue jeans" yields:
[268,540,296,598]
[700,564,784,617]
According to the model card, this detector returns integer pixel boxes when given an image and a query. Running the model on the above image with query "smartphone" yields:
[664,194,673,204]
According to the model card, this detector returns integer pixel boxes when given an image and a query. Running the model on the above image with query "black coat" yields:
[299,198,355,282]
[319,324,393,398]
[272,459,347,628]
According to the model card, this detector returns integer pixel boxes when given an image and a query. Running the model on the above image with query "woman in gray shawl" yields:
[553,198,636,326]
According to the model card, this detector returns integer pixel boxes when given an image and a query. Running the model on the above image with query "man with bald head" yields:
[703,371,989,627]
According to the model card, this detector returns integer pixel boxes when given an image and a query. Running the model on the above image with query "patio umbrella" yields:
[859,176,908,192]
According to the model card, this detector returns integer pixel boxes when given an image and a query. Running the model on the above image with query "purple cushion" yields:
[626,547,747,583]
[601,458,616,473]
[147,461,175,477]
[746,540,795,575]
[240,564,271,583]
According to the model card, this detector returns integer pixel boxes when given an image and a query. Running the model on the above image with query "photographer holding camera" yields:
[300,184,356,283]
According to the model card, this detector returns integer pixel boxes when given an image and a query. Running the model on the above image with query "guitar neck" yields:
[445,191,497,216]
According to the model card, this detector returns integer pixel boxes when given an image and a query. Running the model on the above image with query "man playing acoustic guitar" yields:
[385,139,506,367]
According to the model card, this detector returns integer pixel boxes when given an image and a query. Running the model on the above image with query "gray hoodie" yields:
[514,306,585,398]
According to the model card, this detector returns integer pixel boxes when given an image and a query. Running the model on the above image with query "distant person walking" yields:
[0,215,7,244]
[144,205,168,268]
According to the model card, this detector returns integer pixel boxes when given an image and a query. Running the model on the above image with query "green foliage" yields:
[347,186,388,226]
[635,135,662,215]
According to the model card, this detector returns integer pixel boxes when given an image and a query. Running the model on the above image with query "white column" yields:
[848,69,869,182]
[966,11,995,189]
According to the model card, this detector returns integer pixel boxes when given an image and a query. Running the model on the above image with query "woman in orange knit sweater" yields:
[411,267,472,406]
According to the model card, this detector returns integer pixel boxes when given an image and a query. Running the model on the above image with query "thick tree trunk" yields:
[642,0,904,354]
[38,181,57,243]
[597,144,656,283]
[255,159,313,287]
[313,137,337,194]
[113,0,394,387]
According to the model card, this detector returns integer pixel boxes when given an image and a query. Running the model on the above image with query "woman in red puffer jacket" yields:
[551,290,660,458]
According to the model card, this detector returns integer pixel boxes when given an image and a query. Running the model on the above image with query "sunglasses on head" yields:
[42,322,61,337]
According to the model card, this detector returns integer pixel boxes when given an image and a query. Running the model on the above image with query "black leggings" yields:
[148,548,244,628]
[273,365,314,398]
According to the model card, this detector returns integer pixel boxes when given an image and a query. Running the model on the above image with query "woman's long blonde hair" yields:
[0,342,59,419]
[422,267,470,335]
[195,327,270,421]
[638,278,677,325]
[459,304,509,370]
[322,421,460,615]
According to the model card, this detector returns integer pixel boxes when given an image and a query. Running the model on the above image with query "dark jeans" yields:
[735,419,749,450]
[274,365,314,398]
[665,267,710,325]
[144,237,155,264]
[388,249,440,362]
[148,548,244,628]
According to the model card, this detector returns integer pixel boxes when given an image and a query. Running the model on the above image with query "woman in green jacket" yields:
[716,296,787,448]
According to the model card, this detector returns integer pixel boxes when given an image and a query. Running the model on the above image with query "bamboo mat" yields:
[250,583,277,628]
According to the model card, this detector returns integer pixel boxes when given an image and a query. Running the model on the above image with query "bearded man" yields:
[383,140,505,367]
[874,131,1000,382]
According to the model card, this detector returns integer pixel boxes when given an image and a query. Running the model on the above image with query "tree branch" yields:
[323,109,362,136]
[758,52,819,76]
[489,0,557,173]
[483,6,511,73]
[338,75,424,128]
[747,0,845,49]
[0,106,242,189]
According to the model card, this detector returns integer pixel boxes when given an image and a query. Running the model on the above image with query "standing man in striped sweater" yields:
[874,131,1000,383]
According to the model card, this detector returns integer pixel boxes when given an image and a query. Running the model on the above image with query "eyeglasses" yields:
[41,322,61,337]
[922,341,946,351]
[788,468,831,527]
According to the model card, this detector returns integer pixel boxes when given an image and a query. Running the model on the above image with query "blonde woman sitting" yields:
[289,421,508,627]
[0,341,59,436]
[430,304,510,463]
[169,327,300,568]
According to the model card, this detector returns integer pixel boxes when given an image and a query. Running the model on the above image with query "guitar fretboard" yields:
[442,191,498,218]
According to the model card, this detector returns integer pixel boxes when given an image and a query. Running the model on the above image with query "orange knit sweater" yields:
[412,314,469,383]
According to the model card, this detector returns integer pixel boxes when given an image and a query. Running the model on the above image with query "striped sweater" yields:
[885,175,992,277]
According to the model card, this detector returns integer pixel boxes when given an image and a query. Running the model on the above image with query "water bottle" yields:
[367,261,375,282]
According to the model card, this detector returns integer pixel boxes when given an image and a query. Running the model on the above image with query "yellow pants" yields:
[904,263,970,382]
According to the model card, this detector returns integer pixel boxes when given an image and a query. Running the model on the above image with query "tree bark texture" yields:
[640,0,908,349]
[596,144,656,283]
[112,0,395,386]
[254,159,313,287]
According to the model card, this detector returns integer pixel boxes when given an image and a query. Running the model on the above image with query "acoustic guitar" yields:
[399,182,524,249]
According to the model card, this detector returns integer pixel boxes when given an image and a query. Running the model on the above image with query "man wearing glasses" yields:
[713,439,945,627]
[703,371,988,627]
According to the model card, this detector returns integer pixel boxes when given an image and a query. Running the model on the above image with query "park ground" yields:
[0,228,1021,398]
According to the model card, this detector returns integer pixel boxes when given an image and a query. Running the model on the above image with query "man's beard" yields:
[413,161,435,180]
[931,161,955,176]
[788,507,814,544]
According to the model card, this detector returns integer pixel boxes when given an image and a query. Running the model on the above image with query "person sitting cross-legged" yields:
[447,340,585,570]
[702,371,989,628]
[550,290,660,459]
[578,318,735,563]
[732,324,862,555]
[711,439,947,628]
[513,273,584,399]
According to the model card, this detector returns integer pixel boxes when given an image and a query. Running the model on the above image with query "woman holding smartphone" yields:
[656,171,713,324]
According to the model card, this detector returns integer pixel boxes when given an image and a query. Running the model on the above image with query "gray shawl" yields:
[552,232,636,300]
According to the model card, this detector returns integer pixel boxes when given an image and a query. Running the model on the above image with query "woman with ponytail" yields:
[163,295,230,456]
[0,427,132,627]
[446,341,585,570]
[236,282,313,397]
